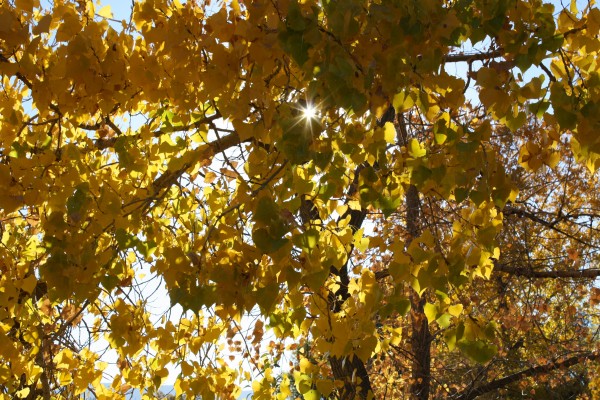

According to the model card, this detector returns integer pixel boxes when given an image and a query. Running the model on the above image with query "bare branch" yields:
[454,351,600,400]
[503,205,598,248]
[443,50,503,63]
[493,262,600,279]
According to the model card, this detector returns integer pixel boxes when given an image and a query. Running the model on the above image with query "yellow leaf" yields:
[383,122,396,144]
[393,91,415,112]
[408,138,426,158]
[448,304,463,317]
[15,0,35,13]
[316,379,334,396]
[355,335,377,361]
[347,200,361,211]
[279,375,292,397]
[16,388,30,399]
[174,380,184,397]
[390,327,402,346]
[204,171,218,183]
[58,370,73,385]
[33,14,53,35]
[336,204,348,215]
[97,5,113,19]
[544,151,560,169]
[180,360,193,376]
[424,303,437,322]
[299,357,313,373]
[588,8,600,35]
[303,389,320,400]
[20,274,37,294]
[232,119,254,141]
[419,229,435,248]
[231,0,242,17]
[353,228,369,253]
[55,10,83,41]
[570,0,578,14]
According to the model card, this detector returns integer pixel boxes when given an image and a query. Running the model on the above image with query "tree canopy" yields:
[1,0,600,399]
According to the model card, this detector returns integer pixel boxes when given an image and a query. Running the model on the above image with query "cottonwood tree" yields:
[1,0,599,399]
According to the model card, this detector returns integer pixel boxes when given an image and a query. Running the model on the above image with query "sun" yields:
[302,103,317,120]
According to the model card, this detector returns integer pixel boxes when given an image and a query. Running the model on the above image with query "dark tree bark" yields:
[406,185,432,400]
[326,164,371,398]
[397,114,432,400]
[325,106,397,398]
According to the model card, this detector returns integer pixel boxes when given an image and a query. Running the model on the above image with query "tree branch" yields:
[93,112,223,150]
[376,261,600,281]
[443,50,503,63]
[454,351,600,400]
[151,130,244,193]
[493,262,600,279]
[326,107,397,399]
[503,205,598,248]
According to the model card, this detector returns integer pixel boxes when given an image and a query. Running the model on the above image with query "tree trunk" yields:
[406,185,432,400]
[327,168,372,398]
[399,115,432,400]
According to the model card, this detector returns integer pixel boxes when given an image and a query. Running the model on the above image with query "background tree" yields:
[1,0,599,399]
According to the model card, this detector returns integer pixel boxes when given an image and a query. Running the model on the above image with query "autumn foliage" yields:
[1,0,600,399]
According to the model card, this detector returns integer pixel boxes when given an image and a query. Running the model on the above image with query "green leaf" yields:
[476,225,497,249]
[314,149,332,170]
[436,313,452,329]
[135,240,157,258]
[349,90,367,114]
[256,284,279,313]
[444,329,457,350]
[359,186,379,203]
[279,30,311,66]
[114,137,135,169]
[115,228,135,250]
[457,340,498,363]
[67,184,89,221]
[379,195,401,218]
[505,111,526,131]
[303,268,329,292]
[252,228,289,254]
[286,1,307,31]
[454,187,469,203]
[101,275,120,292]
[554,107,577,129]
[171,285,217,311]
[395,300,410,316]
[469,190,487,207]
[254,196,278,225]
[411,165,432,186]
[356,335,378,361]
[360,165,379,183]
[294,229,320,251]
[278,122,312,164]
[389,257,411,278]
